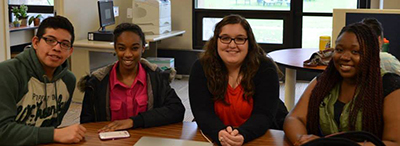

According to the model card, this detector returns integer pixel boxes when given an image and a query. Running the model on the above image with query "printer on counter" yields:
[132,0,171,35]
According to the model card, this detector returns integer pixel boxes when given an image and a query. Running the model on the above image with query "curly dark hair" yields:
[113,23,146,47]
[306,23,383,138]
[200,14,280,103]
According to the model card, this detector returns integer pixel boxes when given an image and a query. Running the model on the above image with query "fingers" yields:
[219,130,230,145]
[225,126,239,136]
[221,134,234,144]
[109,122,123,131]
[226,126,233,133]
[98,119,133,133]
[77,127,85,139]
[98,126,106,133]
[219,127,243,146]
[79,125,87,133]
[222,132,237,141]
[73,125,85,143]
[221,134,242,146]
[220,131,244,146]
[74,132,83,143]
[220,137,226,145]
[54,124,86,144]
[220,137,232,146]
[107,122,118,130]
[98,122,116,132]
[74,138,80,143]
[230,129,239,136]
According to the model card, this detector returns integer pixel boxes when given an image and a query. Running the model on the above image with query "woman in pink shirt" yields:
[79,23,185,131]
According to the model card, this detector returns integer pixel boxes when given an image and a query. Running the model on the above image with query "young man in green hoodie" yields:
[0,16,86,145]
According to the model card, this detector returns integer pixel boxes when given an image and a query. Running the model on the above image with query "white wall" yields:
[113,0,132,28]
[157,0,193,50]
[55,0,131,41]
[57,0,110,40]
[55,0,192,50]
[370,0,400,9]
[371,0,380,9]
[382,0,400,9]
[0,0,10,61]
[122,0,193,50]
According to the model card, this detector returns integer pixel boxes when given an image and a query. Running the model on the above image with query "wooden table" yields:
[268,48,326,110]
[42,122,292,146]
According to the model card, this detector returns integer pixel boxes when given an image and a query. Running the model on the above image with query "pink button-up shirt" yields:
[109,62,148,121]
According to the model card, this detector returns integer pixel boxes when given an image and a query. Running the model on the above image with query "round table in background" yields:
[268,48,326,110]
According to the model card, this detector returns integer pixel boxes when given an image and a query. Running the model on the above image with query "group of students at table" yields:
[0,14,399,146]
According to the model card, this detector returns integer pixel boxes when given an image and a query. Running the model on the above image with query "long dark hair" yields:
[306,23,383,138]
[200,14,278,102]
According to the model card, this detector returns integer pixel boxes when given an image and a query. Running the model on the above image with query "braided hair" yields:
[306,23,383,138]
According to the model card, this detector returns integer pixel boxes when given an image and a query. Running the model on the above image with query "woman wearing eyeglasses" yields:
[189,14,287,146]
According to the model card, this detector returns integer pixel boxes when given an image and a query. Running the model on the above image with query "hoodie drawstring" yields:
[43,75,60,125]
[54,81,59,125]
[43,75,49,109]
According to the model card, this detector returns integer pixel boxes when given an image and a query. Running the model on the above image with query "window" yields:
[8,0,54,23]
[197,0,290,11]
[194,0,294,52]
[302,16,332,48]
[202,17,284,44]
[303,0,357,13]
[193,0,369,52]
[9,0,54,6]
[302,0,359,48]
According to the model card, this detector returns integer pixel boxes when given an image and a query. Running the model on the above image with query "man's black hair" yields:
[36,15,75,46]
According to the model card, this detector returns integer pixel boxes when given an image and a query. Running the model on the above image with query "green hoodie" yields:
[0,47,76,145]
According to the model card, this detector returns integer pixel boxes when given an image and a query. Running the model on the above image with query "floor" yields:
[59,76,309,127]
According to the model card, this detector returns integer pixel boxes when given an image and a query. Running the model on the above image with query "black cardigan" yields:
[80,62,185,128]
[189,59,286,144]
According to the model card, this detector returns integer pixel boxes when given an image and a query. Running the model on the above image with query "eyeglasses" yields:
[41,36,72,50]
[218,36,248,45]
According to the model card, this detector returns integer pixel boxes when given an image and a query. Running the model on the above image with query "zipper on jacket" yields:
[87,85,98,122]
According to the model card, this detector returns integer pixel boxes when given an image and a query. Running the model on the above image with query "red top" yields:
[109,62,148,121]
[214,84,253,127]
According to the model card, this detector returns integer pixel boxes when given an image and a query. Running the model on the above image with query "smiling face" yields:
[32,28,73,74]
[115,31,145,72]
[217,23,249,67]
[333,31,361,80]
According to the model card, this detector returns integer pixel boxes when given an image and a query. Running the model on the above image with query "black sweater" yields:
[80,60,185,128]
[189,59,282,144]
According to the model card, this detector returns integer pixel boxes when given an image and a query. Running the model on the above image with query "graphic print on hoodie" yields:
[16,77,70,126]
